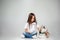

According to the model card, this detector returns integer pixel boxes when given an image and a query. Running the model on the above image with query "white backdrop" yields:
[0,0,60,39]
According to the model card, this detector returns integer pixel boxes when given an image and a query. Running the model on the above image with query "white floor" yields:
[0,36,59,40]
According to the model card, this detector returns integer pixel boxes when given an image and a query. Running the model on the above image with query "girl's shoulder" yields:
[26,22,29,25]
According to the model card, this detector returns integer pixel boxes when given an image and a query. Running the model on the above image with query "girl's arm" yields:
[37,26,42,31]
[24,23,31,33]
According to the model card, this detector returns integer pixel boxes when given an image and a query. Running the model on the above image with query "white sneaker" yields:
[33,35,37,39]
[21,34,25,38]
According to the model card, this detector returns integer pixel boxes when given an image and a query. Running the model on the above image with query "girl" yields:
[23,13,39,38]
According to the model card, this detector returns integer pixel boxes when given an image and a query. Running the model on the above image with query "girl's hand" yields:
[27,31,31,34]
[25,28,31,33]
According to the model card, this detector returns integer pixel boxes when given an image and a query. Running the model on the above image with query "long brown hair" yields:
[27,13,37,25]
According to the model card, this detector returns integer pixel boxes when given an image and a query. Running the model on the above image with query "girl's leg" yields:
[31,32,37,36]
[23,32,32,38]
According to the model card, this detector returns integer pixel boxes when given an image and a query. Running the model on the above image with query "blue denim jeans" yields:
[23,31,37,38]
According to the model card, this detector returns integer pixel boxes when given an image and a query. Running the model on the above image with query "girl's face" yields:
[31,16,34,22]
